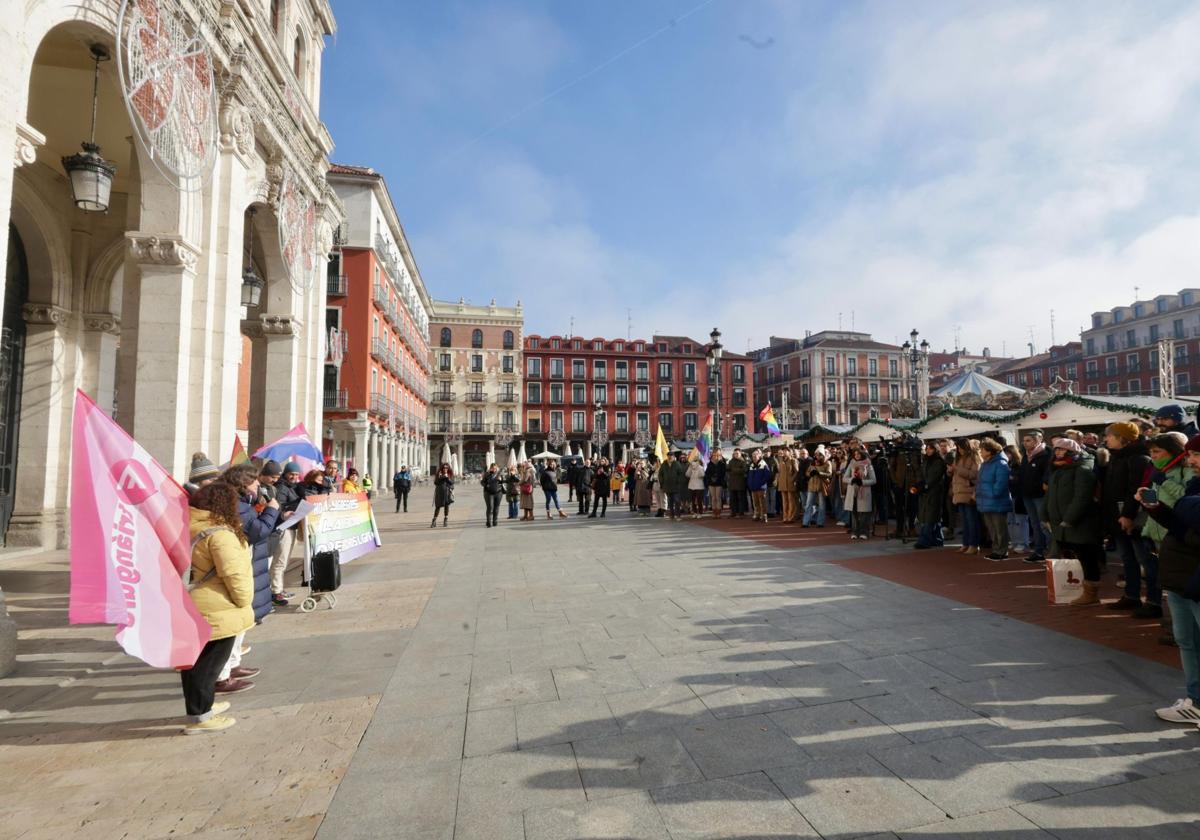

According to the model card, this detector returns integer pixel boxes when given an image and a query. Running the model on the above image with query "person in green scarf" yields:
[1143,433,1193,547]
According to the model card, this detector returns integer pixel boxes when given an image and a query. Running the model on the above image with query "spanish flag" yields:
[759,403,782,437]
[655,424,670,463]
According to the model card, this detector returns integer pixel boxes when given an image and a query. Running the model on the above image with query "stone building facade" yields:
[0,0,341,548]
[1080,289,1200,397]
[323,164,432,479]
[429,299,523,474]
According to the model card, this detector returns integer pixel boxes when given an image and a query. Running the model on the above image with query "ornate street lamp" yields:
[900,328,931,419]
[707,327,723,445]
[240,208,265,307]
[62,44,117,213]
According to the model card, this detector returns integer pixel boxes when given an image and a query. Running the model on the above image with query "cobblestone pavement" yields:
[3,487,1200,839]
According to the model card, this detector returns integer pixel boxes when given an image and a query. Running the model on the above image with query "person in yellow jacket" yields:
[341,468,362,494]
[183,483,256,735]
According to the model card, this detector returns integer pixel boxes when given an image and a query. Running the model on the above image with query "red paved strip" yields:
[694,515,1179,670]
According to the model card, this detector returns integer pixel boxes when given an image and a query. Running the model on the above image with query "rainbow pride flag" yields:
[691,415,714,465]
[759,403,782,437]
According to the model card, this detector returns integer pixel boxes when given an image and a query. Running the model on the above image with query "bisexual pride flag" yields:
[254,423,324,475]
[759,403,782,437]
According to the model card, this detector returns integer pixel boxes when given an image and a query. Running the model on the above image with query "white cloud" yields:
[733,0,1200,356]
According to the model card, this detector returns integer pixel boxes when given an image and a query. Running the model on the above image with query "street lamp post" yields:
[900,328,931,420]
[591,399,608,457]
[706,327,723,447]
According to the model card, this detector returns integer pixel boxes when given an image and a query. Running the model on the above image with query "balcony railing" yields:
[498,391,518,403]
[465,392,488,403]
[327,274,348,296]
[324,389,348,410]
[431,391,455,403]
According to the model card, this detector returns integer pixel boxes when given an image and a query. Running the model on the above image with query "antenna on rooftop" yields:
[1026,325,1037,356]
[851,310,855,331]
[838,312,843,330]
[626,308,632,341]
[953,325,962,352]
[569,315,574,339]
[1050,310,1056,346]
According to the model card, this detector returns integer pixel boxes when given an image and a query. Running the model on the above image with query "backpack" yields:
[186,526,233,592]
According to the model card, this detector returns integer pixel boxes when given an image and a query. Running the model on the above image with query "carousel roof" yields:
[933,369,1025,397]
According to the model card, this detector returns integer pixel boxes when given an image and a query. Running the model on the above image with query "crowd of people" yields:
[178,453,363,735]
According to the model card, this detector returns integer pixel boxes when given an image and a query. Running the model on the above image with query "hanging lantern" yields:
[62,44,117,212]
[241,208,264,308]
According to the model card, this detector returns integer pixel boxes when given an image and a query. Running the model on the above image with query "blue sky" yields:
[322,0,1200,357]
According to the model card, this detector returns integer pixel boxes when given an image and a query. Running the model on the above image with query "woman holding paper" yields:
[183,483,255,735]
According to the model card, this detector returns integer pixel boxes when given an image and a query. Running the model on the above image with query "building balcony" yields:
[497,391,518,403]
[327,274,348,296]
[323,389,349,410]
[369,393,395,418]
[431,390,455,403]
[465,392,488,403]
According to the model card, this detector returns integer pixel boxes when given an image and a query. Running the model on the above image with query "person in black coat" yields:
[576,459,594,516]
[590,458,611,518]
[704,452,727,518]
[480,463,504,528]
[914,443,948,549]
[1154,404,1200,440]
[393,465,413,512]
[1018,430,1053,561]
[1103,423,1158,615]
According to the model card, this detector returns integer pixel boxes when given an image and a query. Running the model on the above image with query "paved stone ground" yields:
[3,488,1200,838]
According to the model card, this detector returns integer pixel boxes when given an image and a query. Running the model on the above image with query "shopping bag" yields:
[1046,558,1084,604]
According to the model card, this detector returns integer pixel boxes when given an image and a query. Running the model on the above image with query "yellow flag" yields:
[655,424,669,463]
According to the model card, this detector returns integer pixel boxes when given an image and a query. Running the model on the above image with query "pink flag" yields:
[69,390,211,668]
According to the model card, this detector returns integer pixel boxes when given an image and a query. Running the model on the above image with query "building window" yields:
[503,330,514,349]
[1174,319,1186,339]
[1087,384,1099,394]
[683,386,698,406]
[847,358,857,375]
[550,411,563,430]
[658,385,672,405]
[732,388,746,408]
[782,362,790,380]
[616,412,629,432]
[684,413,698,430]
[527,413,542,433]
[1126,354,1138,373]
[826,382,836,400]
[550,358,564,378]
[658,362,672,381]
[800,383,810,401]
[572,384,586,404]
[1105,358,1117,375]
[888,359,898,377]
[440,327,451,347]
[1067,363,1077,378]
[683,363,696,383]
[615,385,628,405]
[594,385,607,403]
[827,409,837,424]
[293,31,304,78]
[471,354,483,372]
[636,385,649,405]
[1105,334,1116,352]
[572,411,586,432]
[849,409,859,425]
[615,342,624,352]
[636,361,650,381]
[502,355,514,373]
[868,358,878,376]
[1150,324,1160,341]
[552,339,560,349]
[471,329,483,348]
[528,337,539,349]
[1128,380,1142,395]
[1151,376,1160,393]
[658,413,673,432]
[615,360,628,380]
[527,383,541,403]
[1177,372,1191,392]
[593,360,607,379]
[574,340,582,350]
[595,412,607,431]
[439,353,451,371]
[572,359,586,379]
[527,357,542,377]
[1033,369,1043,385]
[848,383,858,401]
[825,357,836,375]
[1107,382,1119,394]
[869,383,879,402]
[890,384,899,401]
[732,413,746,431]
[731,364,745,384]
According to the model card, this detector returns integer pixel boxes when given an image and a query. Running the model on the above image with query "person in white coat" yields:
[842,449,877,539]
[686,458,707,518]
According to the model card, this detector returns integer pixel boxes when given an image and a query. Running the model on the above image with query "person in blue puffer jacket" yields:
[210,462,280,695]
[975,438,1013,560]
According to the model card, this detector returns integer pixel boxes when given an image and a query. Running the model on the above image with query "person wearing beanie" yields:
[1141,433,1195,607]
[1155,404,1199,439]
[267,461,303,606]
[185,452,220,496]
[1019,430,1053,563]
[1044,437,1105,605]
[1102,422,1156,616]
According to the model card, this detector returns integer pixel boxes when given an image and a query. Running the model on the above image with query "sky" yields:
[321,0,1200,359]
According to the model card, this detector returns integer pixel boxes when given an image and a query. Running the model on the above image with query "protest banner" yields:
[304,492,382,566]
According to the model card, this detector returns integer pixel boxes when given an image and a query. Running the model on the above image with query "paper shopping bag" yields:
[1046,558,1084,604]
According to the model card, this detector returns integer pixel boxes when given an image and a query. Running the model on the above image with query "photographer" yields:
[480,463,504,528]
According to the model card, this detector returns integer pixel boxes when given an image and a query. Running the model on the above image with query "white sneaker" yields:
[1156,698,1200,724]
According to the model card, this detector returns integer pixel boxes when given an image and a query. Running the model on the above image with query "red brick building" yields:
[324,165,433,477]
[991,342,1083,393]
[522,333,750,455]
[1080,289,1200,397]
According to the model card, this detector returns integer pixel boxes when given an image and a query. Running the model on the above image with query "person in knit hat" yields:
[1102,422,1156,616]
[1139,432,1195,621]
[185,452,220,497]
[1044,436,1105,605]
[1154,405,1199,439]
